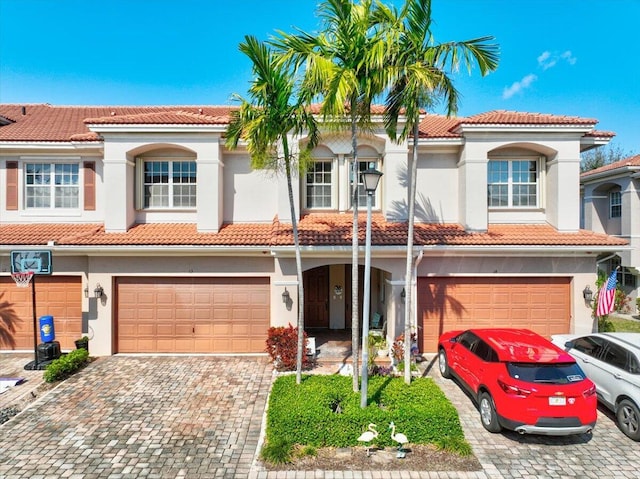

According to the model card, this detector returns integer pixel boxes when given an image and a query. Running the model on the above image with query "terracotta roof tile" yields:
[0,104,234,142]
[0,215,625,248]
[461,110,597,126]
[418,115,461,138]
[1,104,609,143]
[84,110,230,125]
[581,154,640,178]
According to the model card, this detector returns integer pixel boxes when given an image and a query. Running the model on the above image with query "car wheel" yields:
[617,399,640,441]
[438,349,451,379]
[479,391,502,433]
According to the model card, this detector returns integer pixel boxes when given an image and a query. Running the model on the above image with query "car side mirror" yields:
[564,340,574,350]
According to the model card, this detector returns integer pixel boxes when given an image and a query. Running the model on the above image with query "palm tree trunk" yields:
[403,118,420,384]
[351,110,360,392]
[283,137,305,385]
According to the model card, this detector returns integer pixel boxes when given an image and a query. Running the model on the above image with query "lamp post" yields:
[360,167,382,408]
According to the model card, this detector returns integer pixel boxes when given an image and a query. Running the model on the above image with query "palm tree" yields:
[384,0,499,384]
[226,35,319,384]
[272,0,396,392]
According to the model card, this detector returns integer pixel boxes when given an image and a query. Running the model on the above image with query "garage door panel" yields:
[117,277,269,353]
[418,277,570,353]
[1,276,82,351]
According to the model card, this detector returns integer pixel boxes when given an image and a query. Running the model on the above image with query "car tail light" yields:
[583,384,597,398]
[497,378,532,397]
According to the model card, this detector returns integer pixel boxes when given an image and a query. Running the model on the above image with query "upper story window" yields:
[609,190,621,218]
[306,160,333,208]
[350,160,380,208]
[303,144,382,211]
[140,160,196,208]
[488,159,539,208]
[25,163,79,208]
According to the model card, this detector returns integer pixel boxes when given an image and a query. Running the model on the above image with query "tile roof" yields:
[0,104,607,143]
[0,104,234,142]
[0,214,627,248]
[581,154,640,178]
[461,110,597,125]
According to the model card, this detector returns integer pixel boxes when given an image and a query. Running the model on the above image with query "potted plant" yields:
[74,335,89,353]
[368,332,388,357]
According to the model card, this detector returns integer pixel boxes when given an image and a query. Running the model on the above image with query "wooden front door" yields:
[304,266,329,328]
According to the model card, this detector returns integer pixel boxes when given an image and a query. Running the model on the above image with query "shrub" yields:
[262,374,471,464]
[265,324,313,371]
[261,437,293,464]
[43,348,89,383]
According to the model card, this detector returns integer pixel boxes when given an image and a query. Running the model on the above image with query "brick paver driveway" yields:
[0,356,273,479]
[2,355,638,479]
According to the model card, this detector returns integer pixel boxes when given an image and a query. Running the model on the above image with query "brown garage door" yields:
[0,276,82,351]
[116,277,270,353]
[417,277,571,353]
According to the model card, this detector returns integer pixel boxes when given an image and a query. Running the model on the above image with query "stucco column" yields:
[196,138,223,233]
[458,145,488,232]
[548,153,581,232]
[103,141,134,233]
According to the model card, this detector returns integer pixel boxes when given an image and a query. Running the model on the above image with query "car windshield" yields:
[507,362,586,384]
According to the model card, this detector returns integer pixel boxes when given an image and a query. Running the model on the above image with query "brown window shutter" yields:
[83,161,96,210]
[6,161,18,210]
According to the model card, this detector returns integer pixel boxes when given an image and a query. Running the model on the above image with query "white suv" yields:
[551,332,640,441]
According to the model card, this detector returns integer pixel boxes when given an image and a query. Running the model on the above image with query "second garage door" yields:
[417,277,571,353]
[116,277,270,354]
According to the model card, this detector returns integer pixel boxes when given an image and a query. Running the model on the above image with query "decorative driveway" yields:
[1,354,639,478]
[0,356,273,479]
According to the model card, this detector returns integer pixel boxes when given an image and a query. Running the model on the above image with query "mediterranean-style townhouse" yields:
[581,154,640,311]
[0,104,628,356]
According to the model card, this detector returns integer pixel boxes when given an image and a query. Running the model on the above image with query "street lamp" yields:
[360,167,382,408]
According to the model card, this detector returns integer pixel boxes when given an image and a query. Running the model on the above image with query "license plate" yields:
[549,396,566,406]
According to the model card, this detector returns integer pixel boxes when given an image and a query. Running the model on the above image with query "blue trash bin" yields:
[39,315,55,343]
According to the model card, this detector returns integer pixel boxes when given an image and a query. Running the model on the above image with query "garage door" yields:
[116,277,270,353]
[0,276,82,351]
[417,277,571,353]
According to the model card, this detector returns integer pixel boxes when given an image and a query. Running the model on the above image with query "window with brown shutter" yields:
[83,161,96,210]
[6,161,18,210]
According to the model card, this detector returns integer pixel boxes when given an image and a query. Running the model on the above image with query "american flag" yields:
[596,269,618,317]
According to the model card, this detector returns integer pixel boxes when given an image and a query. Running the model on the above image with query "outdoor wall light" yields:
[400,287,406,302]
[282,287,290,304]
[84,285,89,298]
[94,284,104,299]
[582,285,593,304]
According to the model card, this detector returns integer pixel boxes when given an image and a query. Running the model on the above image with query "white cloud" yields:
[538,50,577,70]
[502,74,537,99]
[561,50,577,65]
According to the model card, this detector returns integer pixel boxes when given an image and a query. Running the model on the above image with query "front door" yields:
[304,266,329,328]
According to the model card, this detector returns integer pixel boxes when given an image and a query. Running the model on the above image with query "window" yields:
[610,190,621,218]
[600,341,628,371]
[350,160,379,208]
[25,163,79,208]
[573,336,605,358]
[488,159,538,208]
[306,161,333,208]
[142,160,196,208]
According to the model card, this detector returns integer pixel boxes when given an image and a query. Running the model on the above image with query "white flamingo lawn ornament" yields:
[357,423,379,456]
[389,422,409,458]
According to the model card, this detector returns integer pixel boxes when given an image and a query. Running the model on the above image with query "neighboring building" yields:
[581,155,640,312]
[0,104,628,356]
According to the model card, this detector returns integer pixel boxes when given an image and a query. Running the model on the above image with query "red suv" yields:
[438,328,597,436]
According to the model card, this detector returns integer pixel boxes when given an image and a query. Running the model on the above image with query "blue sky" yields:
[0,0,638,154]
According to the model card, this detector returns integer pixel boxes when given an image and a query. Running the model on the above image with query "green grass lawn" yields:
[263,374,471,463]
[609,315,640,333]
